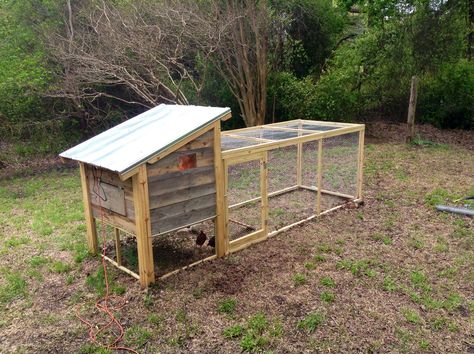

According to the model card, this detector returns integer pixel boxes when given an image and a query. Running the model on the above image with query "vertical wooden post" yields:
[356,129,365,200]
[296,142,303,186]
[79,163,98,254]
[114,228,122,266]
[316,139,323,215]
[406,75,419,143]
[132,165,155,287]
[261,153,269,236]
[214,123,228,257]
[223,160,230,253]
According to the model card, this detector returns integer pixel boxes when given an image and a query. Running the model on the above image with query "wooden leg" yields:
[79,163,98,254]
[114,228,122,266]
[132,165,155,287]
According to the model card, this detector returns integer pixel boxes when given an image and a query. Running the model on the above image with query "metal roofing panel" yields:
[60,104,230,174]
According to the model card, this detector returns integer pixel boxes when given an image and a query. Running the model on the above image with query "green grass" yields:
[401,308,421,324]
[4,236,30,248]
[304,262,316,270]
[313,254,326,262]
[29,255,50,267]
[222,312,282,352]
[148,314,165,326]
[50,261,72,274]
[124,325,152,348]
[409,236,425,250]
[223,324,244,339]
[218,298,237,314]
[293,273,307,286]
[336,259,377,277]
[0,270,28,305]
[319,277,335,287]
[320,291,335,303]
[383,276,397,292]
[371,233,393,245]
[410,271,431,292]
[85,267,125,297]
[298,312,325,333]
[425,188,455,207]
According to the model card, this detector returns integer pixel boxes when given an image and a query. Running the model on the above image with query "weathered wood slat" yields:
[151,193,216,220]
[147,147,214,177]
[149,182,216,209]
[151,205,217,235]
[148,166,215,197]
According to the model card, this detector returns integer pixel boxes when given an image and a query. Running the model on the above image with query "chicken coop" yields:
[60,104,365,287]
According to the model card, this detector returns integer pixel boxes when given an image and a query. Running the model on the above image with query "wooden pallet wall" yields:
[147,129,217,235]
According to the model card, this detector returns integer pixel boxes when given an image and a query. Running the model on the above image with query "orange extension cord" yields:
[75,168,139,353]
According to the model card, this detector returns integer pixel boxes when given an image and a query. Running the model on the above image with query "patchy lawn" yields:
[0,125,473,353]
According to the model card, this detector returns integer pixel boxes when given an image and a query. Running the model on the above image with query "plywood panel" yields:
[85,165,136,233]
[90,181,126,216]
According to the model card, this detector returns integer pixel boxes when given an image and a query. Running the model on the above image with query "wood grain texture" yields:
[147,129,217,236]
[132,165,155,287]
[79,163,98,253]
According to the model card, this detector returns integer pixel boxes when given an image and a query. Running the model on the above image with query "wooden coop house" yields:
[60,104,365,287]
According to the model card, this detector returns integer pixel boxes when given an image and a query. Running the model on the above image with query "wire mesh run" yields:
[267,145,297,193]
[221,135,264,151]
[233,128,311,140]
[322,132,359,196]
[223,127,362,238]
[227,159,263,241]
[275,121,341,132]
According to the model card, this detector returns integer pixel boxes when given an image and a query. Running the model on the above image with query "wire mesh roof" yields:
[60,104,230,175]
[221,120,357,151]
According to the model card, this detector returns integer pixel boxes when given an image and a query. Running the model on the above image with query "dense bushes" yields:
[418,60,474,129]
[0,0,472,158]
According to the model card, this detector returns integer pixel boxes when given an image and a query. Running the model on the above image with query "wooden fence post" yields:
[406,76,419,143]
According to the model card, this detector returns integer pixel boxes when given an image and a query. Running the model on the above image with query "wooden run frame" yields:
[215,119,365,258]
[78,118,364,286]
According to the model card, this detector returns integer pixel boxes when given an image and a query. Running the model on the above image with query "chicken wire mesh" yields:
[267,145,297,193]
[276,121,341,132]
[227,159,262,240]
[266,145,316,230]
[232,128,311,140]
[221,135,263,151]
[321,132,360,211]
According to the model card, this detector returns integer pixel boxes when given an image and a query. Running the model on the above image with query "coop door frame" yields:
[224,152,268,253]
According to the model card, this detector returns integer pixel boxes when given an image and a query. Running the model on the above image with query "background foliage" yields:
[0,0,472,156]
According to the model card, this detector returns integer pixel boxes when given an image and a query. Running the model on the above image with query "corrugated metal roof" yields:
[60,104,230,175]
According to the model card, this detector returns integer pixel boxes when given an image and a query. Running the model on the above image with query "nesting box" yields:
[61,104,365,287]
